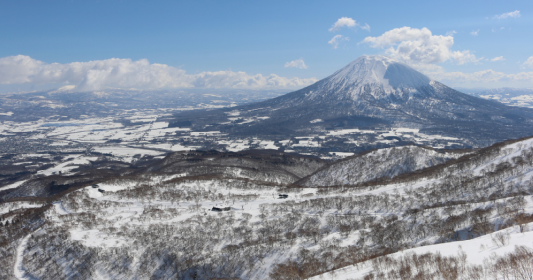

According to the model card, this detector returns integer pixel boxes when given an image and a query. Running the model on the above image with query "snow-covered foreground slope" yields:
[310,226,533,280]
[1,137,533,279]
[297,146,466,187]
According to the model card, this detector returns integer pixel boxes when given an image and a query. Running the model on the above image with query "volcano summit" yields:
[169,55,533,150]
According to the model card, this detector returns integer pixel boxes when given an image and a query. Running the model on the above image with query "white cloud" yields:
[451,51,480,65]
[493,10,521,19]
[329,17,356,32]
[328,35,349,49]
[362,27,480,65]
[491,56,505,62]
[0,55,318,91]
[328,17,370,32]
[445,30,457,36]
[284,59,308,69]
[360,23,370,31]
[470,30,479,36]
[524,56,533,68]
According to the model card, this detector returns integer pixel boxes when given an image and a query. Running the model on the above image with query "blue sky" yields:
[1,0,532,92]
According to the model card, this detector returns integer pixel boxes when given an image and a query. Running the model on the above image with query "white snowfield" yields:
[0,180,28,192]
[0,200,43,215]
[93,146,164,162]
[69,229,128,248]
[1,98,474,167]
[37,155,98,176]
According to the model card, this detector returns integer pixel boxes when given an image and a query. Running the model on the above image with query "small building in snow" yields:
[212,204,231,212]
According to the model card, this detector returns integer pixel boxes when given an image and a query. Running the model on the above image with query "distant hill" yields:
[465,87,533,109]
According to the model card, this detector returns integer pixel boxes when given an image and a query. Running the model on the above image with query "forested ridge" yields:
[1,136,533,279]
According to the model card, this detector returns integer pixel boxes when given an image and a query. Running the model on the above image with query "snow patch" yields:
[70,229,128,248]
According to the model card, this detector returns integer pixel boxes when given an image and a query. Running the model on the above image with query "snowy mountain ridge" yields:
[297,145,467,187]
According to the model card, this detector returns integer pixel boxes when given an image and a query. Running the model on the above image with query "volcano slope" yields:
[169,55,533,148]
[1,136,533,279]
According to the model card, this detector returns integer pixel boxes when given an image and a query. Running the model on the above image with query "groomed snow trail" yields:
[54,201,69,215]
[14,234,31,280]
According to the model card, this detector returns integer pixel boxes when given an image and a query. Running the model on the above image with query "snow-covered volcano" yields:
[309,55,432,100]
[171,55,533,148]
[266,55,450,108]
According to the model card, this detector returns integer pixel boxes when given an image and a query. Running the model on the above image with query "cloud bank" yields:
[428,68,533,85]
[524,56,533,68]
[0,55,318,91]
[362,27,480,65]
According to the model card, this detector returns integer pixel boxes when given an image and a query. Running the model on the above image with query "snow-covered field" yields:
[37,156,98,176]
[0,103,470,165]
[0,180,28,191]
